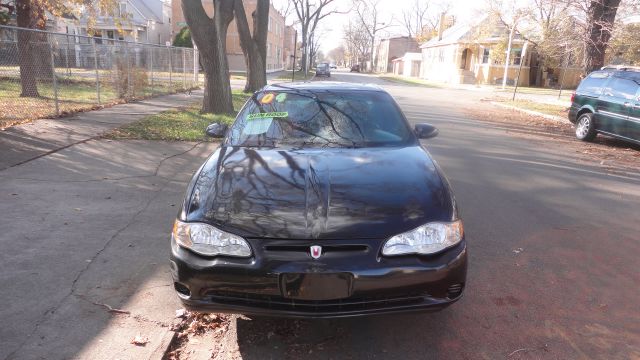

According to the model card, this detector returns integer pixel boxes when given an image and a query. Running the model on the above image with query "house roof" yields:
[421,21,474,48]
[392,52,422,62]
[129,0,162,23]
[419,15,525,49]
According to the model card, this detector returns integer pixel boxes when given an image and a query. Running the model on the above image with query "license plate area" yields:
[280,273,353,300]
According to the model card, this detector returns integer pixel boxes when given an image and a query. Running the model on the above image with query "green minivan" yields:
[569,68,640,145]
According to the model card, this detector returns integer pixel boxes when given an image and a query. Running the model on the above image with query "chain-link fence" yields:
[0,25,200,126]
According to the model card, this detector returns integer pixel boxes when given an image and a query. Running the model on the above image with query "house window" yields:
[438,48,444,62]
[482,48,490,64]
[107,30,114,39]
[268,17,272,31]
[513,49,522,65]
[119,3,127,16]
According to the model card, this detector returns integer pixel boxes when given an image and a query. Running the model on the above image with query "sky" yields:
[272,0,485,53]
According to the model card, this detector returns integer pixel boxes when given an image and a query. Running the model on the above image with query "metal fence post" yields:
[193,48,198,84]
[125,43,132,97]
[149,47,154,96]
[65,34,71,76]
[168,47,173,91]
[182,47,186,90]
[92,38,101,105]
[49,34,59,116]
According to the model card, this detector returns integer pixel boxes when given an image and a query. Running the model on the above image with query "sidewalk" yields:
[0,90,203,170]
[0,89,216,360]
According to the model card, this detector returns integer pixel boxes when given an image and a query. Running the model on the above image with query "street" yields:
[1,70,639,359]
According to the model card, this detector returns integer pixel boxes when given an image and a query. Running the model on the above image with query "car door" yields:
[627,86,640,141]
[596,75,636,136]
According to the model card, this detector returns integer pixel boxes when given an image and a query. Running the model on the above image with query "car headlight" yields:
[172,220,252,257]
[382,220,464,256]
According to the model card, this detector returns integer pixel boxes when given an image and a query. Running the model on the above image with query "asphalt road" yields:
[1,70,638,360]
[219,70,640,359]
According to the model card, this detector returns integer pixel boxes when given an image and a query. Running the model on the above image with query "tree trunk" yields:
[16,0,39,97]
[182,0,234,114]
[584,0,621,73]
[234,0,268,93]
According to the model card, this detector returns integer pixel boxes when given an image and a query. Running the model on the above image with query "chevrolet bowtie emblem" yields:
[310,245,322,259]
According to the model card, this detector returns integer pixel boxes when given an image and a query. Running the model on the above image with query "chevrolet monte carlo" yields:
[170,82,467,318]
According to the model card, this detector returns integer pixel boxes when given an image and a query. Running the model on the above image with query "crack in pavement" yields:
[2,142,205,360]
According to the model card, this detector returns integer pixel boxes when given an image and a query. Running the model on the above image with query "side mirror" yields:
[205,123,227,138]
[414,123,439,139]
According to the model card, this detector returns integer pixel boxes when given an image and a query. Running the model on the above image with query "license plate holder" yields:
[280,273,353,300]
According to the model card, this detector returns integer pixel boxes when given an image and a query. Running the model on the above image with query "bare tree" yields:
[400,0,430,40]
[607,22,640,65]
[234,0,269,93]
[353,0,393,72]
[343,18,370,67]
[581,0,622,72]
[328,45,346,66]
[291,0,343,74]
[182,0,235,114]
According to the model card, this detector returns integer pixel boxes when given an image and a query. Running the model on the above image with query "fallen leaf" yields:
[131,334,149,346]
[175,309,186,318]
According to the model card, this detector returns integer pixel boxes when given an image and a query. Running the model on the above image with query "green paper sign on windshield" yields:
[247,112,288,120]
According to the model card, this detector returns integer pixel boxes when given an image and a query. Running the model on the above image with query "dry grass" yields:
[105,90,251,141]
[0,78,196,129]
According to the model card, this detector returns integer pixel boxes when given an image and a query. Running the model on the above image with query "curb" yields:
[490,101,566,123]
[149,329,177,360]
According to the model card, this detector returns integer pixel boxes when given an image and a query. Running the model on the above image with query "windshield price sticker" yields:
[275,93,287,102]
[248,112,288,120]
[260,93,275,104]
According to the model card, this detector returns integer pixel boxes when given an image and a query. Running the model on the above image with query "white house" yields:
[79,0,172,45]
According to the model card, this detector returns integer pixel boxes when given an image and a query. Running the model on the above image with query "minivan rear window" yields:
[577,72,610,96]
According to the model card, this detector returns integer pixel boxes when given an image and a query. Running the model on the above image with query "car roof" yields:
[591,69,640,81]
[264,81,385,93]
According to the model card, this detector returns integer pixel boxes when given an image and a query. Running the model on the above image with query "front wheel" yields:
[575,113,597,141]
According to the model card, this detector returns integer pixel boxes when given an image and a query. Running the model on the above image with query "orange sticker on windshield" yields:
[260,93,275,104]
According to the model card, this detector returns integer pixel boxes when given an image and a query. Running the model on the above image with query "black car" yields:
[569,68,640,145]
[315,63,331,77]
[170,82,467,318]
[350,64,360,72]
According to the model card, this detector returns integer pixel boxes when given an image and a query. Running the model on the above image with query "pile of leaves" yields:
[165,309,231,360]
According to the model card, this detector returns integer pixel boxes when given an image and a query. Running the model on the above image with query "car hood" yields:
[182,146,456,239]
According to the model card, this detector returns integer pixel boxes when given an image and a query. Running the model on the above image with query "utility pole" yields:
[292,29,297,82]
[502,24,515,90]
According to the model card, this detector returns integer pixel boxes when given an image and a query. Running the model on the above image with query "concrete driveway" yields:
[1,70,639,359]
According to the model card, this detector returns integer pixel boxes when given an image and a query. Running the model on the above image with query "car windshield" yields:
[226,89,413,148]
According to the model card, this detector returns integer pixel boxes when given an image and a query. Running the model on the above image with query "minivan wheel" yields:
[575,113,596,141]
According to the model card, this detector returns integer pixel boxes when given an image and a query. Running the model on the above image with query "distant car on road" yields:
[330,64,337,69]
[170,82,467,318]
[350,64,360,72]
[569,68,640,145]
[315,63,331,77]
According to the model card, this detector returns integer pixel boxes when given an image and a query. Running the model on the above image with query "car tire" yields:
[575,113,597,142]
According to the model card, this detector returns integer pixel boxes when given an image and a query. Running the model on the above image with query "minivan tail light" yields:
[570,92,576,103]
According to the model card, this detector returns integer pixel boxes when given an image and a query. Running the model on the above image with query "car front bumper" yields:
[170,237,467,318]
